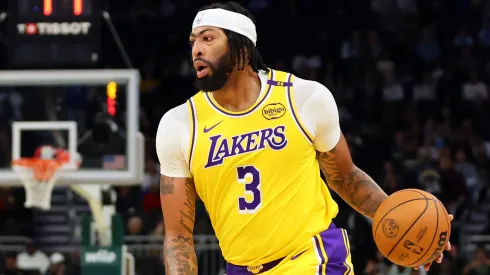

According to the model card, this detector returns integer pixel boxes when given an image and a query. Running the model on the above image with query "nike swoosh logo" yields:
[291,250,306,260]
[203,120,223,133]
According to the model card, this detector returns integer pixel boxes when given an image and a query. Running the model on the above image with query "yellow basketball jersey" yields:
[187,69,339,266]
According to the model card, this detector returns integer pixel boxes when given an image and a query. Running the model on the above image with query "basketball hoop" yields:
[12,148,80,210]
[12,158,64,210]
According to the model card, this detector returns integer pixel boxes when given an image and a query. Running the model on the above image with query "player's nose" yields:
[191,41,205,59]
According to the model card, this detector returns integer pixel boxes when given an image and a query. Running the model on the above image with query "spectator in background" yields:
[126,216,144,236]
[417,27,441,63]
[439,156,469,214]
[454,26,475,47]
[416,147,441,196]
[16,241,49,274]
[462,246,490,275]
[142,182,161,214]
[413,71,437,103]
[384,173,402,195]
[0,252,21,275]
[418,136,440,161]
[377,52,396,79]
[142,159,159,192]
[478,19,490,47]
[447,244,468,274]
[341,30,362,61]
[382,72,405,103]
[152,219,165,236]
[116,187,140,219]
[483,61,490,84]
[455,149,482,201]
[387,265,426,275]
[462,72,488,103]
[367,30,383,61]
[363,250,390,275]
[459,47,479,72]
[45,253,65,275]
[383,161,404,194]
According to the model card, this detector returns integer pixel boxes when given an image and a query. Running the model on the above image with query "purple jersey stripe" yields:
[313,235,326,275]
[341,229,353,274]
[320,226,350,275]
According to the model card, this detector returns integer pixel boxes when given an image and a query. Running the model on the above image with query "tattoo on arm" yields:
[160,176,198,274]
[180,178,196,234]
[164,235,198,275]
[160,176,175,195]
[316,148,387,218]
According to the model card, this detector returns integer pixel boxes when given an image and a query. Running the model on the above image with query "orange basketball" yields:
[372,189,451,267]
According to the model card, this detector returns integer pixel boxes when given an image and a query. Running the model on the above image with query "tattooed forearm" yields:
[164,235,198,275]
[160,176,198,274]
[317,148,387,218]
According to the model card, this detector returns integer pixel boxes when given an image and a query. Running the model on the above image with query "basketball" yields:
[372,189,451,267]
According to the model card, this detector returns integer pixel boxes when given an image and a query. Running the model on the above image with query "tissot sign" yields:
[17,22,92,36]
[8,0,100,68]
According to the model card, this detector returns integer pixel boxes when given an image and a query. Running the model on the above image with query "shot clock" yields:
[8,0,101,68]
[17,0,92,19]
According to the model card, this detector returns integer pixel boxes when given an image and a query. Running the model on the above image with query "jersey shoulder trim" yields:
[285,74,314,143]
[187,98,197,170]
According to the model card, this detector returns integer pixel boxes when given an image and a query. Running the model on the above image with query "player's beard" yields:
[194,51,233,92]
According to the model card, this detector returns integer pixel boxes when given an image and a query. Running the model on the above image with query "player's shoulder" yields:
[158,101,191,129]
[289,74,336,109]
[156,102,192,145]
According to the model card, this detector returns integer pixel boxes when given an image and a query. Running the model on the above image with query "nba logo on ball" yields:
[382,219,399,238]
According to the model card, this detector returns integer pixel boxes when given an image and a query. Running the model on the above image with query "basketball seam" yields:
[385,199,429,258]
[406,199,439,266]
[403,189,429,198]
[374,198,428,235]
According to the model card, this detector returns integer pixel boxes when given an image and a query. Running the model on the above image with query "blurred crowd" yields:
[1,0,490,274]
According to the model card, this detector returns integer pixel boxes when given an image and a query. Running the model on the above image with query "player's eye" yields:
[203,36,213,42]
[189,40,195,47]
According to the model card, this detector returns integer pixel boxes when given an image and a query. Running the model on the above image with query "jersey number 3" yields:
[237,165,262,214]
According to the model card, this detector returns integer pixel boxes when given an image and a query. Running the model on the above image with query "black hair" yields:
[198,2,269,73]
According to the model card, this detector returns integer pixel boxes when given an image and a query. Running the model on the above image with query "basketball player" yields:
[156,2,452,274]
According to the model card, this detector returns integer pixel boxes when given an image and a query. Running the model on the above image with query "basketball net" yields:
[11,147,78,210]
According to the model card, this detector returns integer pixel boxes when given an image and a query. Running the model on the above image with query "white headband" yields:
[192,8,257,45]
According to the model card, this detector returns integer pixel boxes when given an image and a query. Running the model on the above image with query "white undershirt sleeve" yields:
[156,107,193,178]
[302,82,341,152]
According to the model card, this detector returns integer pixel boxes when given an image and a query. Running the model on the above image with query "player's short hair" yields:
[198,2,269,73]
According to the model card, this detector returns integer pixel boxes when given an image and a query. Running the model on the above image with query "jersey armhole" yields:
[285,74,315,143]
[187,98,197,173]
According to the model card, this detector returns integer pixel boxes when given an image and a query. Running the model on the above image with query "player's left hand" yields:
[414,214,454,271]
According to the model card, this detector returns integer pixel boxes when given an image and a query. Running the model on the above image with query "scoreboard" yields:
[8,0,101,68]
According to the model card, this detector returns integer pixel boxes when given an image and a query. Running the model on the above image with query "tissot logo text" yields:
[17,22,92,36]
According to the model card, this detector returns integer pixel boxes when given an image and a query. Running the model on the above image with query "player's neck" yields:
[211,66,261,112]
